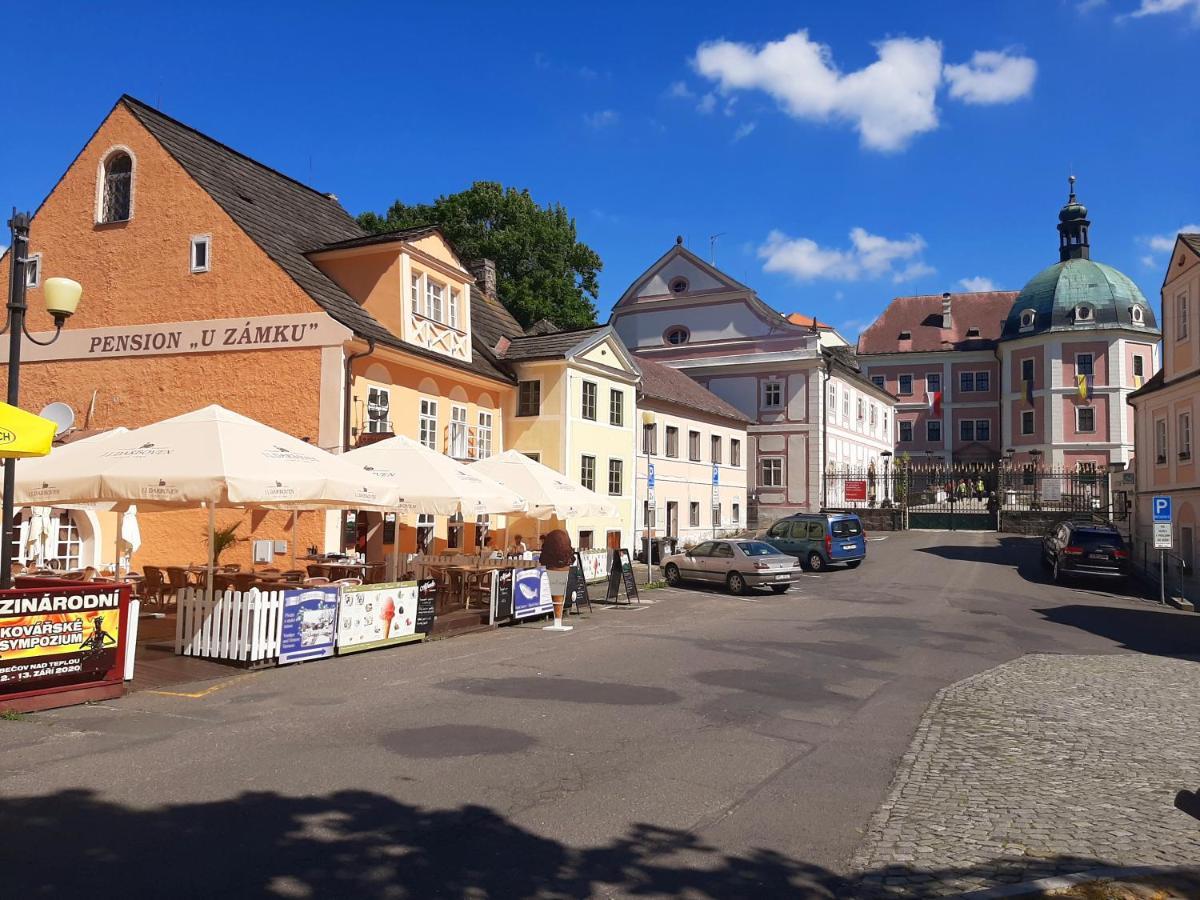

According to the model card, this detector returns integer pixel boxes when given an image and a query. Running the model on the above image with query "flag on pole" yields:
[927,391,942,417]
[1075,373,1089,401]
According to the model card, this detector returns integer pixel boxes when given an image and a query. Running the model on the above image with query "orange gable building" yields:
[0,95,519,572]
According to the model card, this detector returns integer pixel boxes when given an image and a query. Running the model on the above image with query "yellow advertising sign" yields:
[0,403,56,459]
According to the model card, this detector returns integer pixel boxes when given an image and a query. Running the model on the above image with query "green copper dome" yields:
[1000,257,1158,340]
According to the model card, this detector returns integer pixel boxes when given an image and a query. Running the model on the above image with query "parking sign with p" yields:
[1153,495,1172,523]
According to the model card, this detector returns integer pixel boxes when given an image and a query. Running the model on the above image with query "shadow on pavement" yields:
[1035,603,1200,660]
[0,788,1161,898]
[916,538,1155,602]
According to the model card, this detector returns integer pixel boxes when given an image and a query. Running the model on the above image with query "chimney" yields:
[941,291,952,330]
[469,259,497,299]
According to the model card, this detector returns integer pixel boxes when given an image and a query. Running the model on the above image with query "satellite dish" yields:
[39,402,76,438]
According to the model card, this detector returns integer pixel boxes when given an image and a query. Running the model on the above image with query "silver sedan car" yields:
[661,539,804,595]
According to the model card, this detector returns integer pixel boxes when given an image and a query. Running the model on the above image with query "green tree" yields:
[358,182,601,329]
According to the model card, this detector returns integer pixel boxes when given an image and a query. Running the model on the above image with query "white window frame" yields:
[828,384,837,410]
[477,411,493,459]
[96,146,136,225]
[425,278,444,322]
[898,374,913,396]
[762,380,783,409]
[1133,355,1145,379]
[411,273,422,310]
[1019,309,1036,331]
[609,388,623,426]
[189,235,211,274]
[899,420,914,442]
[1074,304,1094,324]
[975,419,991,442]
[689,502,700,528]
[759,457,783,487]
[1075,405,1096,434]
[975,370,990,392]
[927,420,942,442]
[1021,358,1035,383]
[448,287,460,330]
[580,454,596,491]
[1180,412,1193,460]
[416,514,435,553]
[449,404,468,458]
[1131,305,1145,325]
[711,435,722,464]
[856,398,864,420]
[517,380,540,417]
[926,372,941,393]
[24,252,41,288]
[730,438,741,467]
[607,458,623,496]
[1179,293,1190,341]
[1155,417,1168,465]
[732,502,740,524]
[1075,353,1094,378]
[1021,409,1035,436]
[365,386,391,434]
[418,398,438,450]
[959,419,975,442]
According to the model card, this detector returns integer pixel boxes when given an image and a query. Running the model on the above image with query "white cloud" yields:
[1144,224,1200,253]
[666,81,693,99]
[758,227,932,283]
[943,51,1037,104]
[1126,0,1200,19]
[1141,254,1158,267]
[958,275,998,292]
[583,109,619,129]
[732,121,757,142]
[696,92,717,114]
[694,30,944,152]
[692,30,1037,151]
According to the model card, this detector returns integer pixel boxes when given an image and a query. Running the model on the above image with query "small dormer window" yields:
[966,327,980,338]
[664,326,690,345]
[99,149,133,223]
[898,331,911,340]
[1131,304,1145,325]
[1019,309,1036,331]
[669,276,689,294]
[1074,304,1094,324]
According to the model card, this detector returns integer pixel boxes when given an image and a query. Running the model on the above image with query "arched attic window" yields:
[100,151,133,223]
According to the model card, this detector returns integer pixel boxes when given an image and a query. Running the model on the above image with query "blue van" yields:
[763,513,867,572]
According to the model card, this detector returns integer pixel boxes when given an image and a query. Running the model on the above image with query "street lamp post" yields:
[1,210,83,589]
[880,450,892,507]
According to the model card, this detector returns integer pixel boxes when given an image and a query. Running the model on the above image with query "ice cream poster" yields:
[513,567,553,620]
[277,587,340,665]
[336,582,421,655]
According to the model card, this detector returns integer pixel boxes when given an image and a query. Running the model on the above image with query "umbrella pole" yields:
[206,503,216,606]
[113,523,121,583]
[392,513,401,581]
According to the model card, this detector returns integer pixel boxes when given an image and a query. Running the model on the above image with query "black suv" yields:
[1042,521,1130,583]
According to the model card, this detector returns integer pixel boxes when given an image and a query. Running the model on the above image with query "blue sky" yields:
[3,1,1199,339]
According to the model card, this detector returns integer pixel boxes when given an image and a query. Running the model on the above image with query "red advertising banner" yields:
[844,480,868,502]
[0,580,130,709]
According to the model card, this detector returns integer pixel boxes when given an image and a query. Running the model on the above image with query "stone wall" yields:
[998,509,1077,535]
[822,507,905,531]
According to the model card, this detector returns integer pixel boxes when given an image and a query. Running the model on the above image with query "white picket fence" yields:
[174,587,284,663]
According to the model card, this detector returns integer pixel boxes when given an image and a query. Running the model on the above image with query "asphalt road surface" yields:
[2,531,1196,898]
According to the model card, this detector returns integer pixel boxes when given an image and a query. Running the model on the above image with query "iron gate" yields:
[822,460,1113,532]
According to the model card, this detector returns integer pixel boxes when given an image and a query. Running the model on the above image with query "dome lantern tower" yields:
[1057,175,1090,262]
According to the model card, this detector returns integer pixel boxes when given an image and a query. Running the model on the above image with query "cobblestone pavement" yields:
[850,654,1200,897]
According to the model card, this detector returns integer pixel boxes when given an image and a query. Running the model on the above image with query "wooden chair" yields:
[164,567,191,594]
[141,566,166,607]
[281,570,305,582]
[306,564,328,578]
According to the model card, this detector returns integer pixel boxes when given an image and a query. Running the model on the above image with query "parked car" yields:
[762,513,867,572]
[661,539,804,594]
[1041,520,1130,583]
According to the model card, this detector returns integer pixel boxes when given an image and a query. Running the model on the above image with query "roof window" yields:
[669,276,689,294]
[1131,304,1145,325]
[664,326,690,345]
[1074,304,1094,324]
[898,331,911,340]
[1019,309,1036,331]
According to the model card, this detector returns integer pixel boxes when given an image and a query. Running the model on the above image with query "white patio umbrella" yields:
[344,435,527,517]
[343,435,526,573]
[470,450,618,520]
[14,405,403,601]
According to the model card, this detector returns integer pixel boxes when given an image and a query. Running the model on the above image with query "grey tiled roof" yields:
[470,286,524,350]
[121,96,512,383]
[1181,234,1200,257]
[637,357,749,423]
[317,226,443,252]
[501,326,608,361]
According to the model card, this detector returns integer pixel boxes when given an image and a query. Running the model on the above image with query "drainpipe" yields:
[822,353,833,510]
[340,338,375,554]
[343,338,376,452]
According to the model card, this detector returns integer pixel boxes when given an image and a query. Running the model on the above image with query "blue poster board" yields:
[278,586,340,665]
[512,567,553,619]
